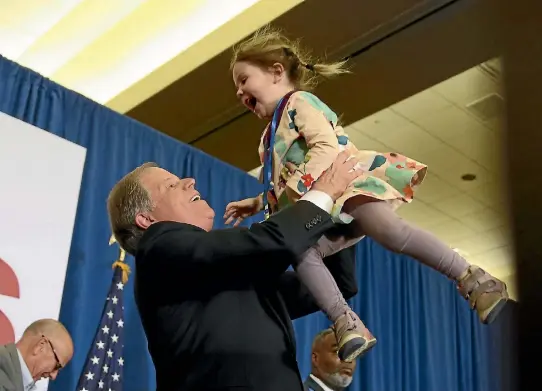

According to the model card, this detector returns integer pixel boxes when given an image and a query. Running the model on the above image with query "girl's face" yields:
[233,61,294,120]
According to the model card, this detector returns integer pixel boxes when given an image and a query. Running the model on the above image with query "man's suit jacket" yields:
[304,375,350,391]
[135,200,358,391]
[0,344,23,391]
[304,375,327,391]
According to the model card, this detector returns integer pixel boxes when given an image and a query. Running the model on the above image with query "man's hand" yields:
[311,151,359,201]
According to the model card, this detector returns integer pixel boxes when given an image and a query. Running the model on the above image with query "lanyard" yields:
[262,91,295,219]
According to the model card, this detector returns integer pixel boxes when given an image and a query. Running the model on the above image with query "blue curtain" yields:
[0,55,513,391]
[293,239,516,391]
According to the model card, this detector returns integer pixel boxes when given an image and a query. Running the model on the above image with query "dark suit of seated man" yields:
[107,152,360,391]
[304,328,356,391]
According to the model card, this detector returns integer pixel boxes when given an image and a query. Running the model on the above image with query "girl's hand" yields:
[223,195,264,227]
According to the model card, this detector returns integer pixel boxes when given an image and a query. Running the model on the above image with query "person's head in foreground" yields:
[311,328,356,390]
[15,318,74,382]
[107,163,215,255]
[231,25,349,121]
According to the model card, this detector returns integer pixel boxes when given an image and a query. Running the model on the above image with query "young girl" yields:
[224,26,509,362]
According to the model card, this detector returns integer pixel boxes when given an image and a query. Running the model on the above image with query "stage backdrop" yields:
[0,112,86,391]
[0,54,512,391]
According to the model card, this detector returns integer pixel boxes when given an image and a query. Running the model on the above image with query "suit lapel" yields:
[304,375,327,391]
[2,344,24,391]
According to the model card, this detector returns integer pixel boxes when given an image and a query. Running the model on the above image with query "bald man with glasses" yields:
[0,319,73,391]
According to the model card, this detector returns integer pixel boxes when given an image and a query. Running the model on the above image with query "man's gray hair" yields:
[107,162,159,255]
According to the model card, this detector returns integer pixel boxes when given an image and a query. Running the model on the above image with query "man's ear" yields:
[311,351,318,366]
[32,337,46,355]
[271,62,286,83]
[135,213,154,230]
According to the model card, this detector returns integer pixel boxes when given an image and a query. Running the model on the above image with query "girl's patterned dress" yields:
[258,91,428,223]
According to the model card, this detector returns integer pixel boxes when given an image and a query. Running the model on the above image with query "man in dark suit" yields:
[107,151,360,391]
[304,328,356,391]
[0,319,73,391]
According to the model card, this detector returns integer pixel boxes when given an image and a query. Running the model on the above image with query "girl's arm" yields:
[285,92,341,195]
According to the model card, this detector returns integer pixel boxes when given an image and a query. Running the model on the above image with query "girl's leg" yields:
[344,199,509,324]
[296,234,376,362]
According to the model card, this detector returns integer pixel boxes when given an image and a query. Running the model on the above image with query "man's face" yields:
[312,332,356,389]
[30,334,73,381]
[137,167,215,231]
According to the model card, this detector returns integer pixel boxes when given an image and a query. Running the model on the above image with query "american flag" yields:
[76,266,126,391]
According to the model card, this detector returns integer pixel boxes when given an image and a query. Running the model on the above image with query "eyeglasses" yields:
[42,335,63,371]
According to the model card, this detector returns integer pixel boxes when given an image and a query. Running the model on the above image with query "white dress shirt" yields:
[299,190,334,214]
[16,348,36,391]
[309,374,335,391]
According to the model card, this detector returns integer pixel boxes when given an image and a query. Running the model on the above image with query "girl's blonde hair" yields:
[231,25,349,90]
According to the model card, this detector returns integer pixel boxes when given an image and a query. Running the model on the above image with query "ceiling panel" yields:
[423,148,494,191]
[473,246,513,269]
[413,104,490,143]
[371,123,446,158]
[446,127,499,170]
[460,208,505,233]
[433,193,486,218]
[351,108,412,135]
[432,67,500,106]
[391,88,452,120]
[453,227,510,256]
[466,180,507,208]
[424,218,478,244]
[412,174,460,204]
[350,57,513,290]
[345,132,389,152]
[395,200,450,228]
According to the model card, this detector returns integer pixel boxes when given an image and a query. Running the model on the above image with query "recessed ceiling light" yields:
[461,173,477,181]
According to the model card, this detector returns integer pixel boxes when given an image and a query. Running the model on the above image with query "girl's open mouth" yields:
[244,96,257,111]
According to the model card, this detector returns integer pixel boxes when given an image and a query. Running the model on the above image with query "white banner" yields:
[0,112,86,390]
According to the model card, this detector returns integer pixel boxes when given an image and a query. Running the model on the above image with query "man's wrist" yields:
[300,190,334,214]
[311,183,337,202]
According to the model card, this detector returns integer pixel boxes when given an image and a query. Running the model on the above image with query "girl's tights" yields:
[294,200,471,321]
